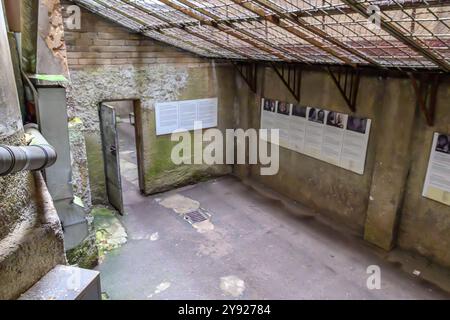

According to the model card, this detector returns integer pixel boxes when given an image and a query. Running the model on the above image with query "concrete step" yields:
[19,265,101,300]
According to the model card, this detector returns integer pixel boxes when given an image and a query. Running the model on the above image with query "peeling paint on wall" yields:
[37,0,69,76]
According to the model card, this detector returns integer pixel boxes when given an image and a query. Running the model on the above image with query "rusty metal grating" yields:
[70,0,450,71]
[184,208,211,224]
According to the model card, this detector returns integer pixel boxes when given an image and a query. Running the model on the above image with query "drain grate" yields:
[184,208,211,225]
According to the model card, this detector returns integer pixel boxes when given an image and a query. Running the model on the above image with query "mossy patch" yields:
[92,207,127,263]
[66,233,99,270]
[67,206,127,268]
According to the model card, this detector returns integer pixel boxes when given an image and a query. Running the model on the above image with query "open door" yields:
[99,103,124,214]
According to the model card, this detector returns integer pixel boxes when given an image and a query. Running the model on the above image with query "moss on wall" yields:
[66,64,235,202]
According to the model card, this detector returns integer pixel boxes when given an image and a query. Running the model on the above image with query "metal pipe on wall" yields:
[0,123,57,176]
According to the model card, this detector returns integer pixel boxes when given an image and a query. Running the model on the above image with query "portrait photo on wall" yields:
[308,108,325,124]
[277,101,291,116]
[347,116,368,134]
[263,99,277,112]
[292,105,307,118]
[326,112,346,129]
[436,134,450,154]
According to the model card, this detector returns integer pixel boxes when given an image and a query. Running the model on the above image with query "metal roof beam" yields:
[341,0,450,72]
[127,0,450,32]
[230,0,355,65]
[157,0,291,61]
[249,0,381,67]
[120,0,251,59]
[85,0,222,58]
[174,0,311,63]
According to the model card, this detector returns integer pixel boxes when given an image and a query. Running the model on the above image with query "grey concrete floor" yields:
[98,121,450,300]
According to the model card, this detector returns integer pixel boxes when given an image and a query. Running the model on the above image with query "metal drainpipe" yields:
[0,123,57,176]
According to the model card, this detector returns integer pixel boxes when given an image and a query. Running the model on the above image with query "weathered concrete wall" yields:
[236,67,381,234]
[64,7,235,204]
[235,66,450,268]
[0,5,66,299]
[398,78,450,268]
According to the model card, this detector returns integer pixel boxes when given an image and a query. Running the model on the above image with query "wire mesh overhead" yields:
[71,0,450,71]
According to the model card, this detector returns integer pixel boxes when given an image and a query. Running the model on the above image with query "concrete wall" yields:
[0,4,65,299]
[63,6,235,204]
[62,4,450,269]
[235,66,450,268]
[398,78,450,267]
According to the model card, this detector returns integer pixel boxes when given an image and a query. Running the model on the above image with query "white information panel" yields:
[423,132,450,206]
[155,98,218,136]
[260,98,371,175]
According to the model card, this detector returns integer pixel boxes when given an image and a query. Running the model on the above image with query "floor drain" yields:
[184,208,211,225]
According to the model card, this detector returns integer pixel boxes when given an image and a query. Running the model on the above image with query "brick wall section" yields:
[62,3,209,69]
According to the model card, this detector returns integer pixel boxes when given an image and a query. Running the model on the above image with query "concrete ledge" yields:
[0,172,66,300]
[19,265,101,300]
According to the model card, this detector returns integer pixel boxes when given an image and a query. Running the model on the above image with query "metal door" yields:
[100,103,124,214]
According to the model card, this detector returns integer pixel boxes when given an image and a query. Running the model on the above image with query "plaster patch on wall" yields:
[66,65,189,131]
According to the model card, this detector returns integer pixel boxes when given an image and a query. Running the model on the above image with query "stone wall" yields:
[235,66,450,268]
[0,4,66,299]
[63,6,235,204]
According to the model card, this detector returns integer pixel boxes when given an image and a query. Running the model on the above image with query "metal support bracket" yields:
[409,73,441,127]
[327,66,360,113]
[233,62,258,93]
[271,62,302,102]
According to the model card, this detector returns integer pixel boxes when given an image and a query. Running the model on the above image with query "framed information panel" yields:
[155,98,218,136]
[423,132,450,206]
[260,98,372,175]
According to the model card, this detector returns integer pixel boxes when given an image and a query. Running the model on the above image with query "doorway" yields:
[99,100,144,214]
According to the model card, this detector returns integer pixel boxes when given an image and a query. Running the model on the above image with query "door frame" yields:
[99,99,146,200]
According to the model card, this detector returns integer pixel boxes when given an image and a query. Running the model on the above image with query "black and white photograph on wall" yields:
[436,134,450,154]
[263,99,277,112]
[308,108,325,124]
[292,105,307,118]
[326,112,345,129]
[347,116,368,134]
[277,102,291,116]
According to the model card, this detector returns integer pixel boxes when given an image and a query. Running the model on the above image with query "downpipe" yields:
[0,124,57,176]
